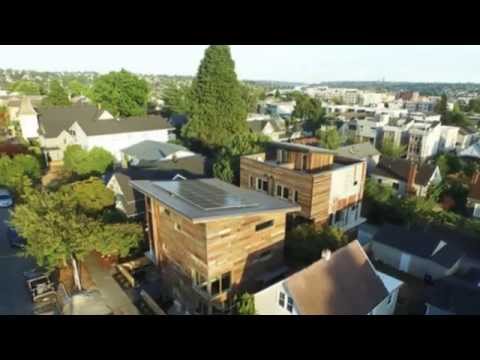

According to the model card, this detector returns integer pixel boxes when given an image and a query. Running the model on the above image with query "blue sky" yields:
[0,45,479,83]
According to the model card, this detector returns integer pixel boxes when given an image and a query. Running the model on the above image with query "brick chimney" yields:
[472,171,480,185]
[407,161,418,195]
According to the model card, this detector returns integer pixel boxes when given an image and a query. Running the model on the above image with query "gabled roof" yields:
[335,142,380,160]
[37,104,173,138]
[285,241,389,315]
[370,157,438,186]
[109,155,210,217]
[18,97,36,116]
[425,277,480,315]
[460,142,480,160]
[248,119,284,134]
[122,141,190,162]
[372,224,476,268]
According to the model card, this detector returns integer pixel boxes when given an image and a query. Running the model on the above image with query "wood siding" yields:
[145,195,289,313]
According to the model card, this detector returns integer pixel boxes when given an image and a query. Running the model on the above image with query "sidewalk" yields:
[84,254,140,315]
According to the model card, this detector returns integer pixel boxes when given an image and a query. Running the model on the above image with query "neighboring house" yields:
[37,104,175,163]
[425,276,480,315]
[247,118,286,141]
[130,178,300,314]
[240,142,367,234]
[335,142,381,173]
[457,127,480,151]
[254,241,403,315]
[459,141,480,160]
[15,97,39,140]
[370,224,480,282]
[106,155,210,218]
[265,101,296,117]
[467,172,480,219]
[120,140,195,167]
[370,157,442,197]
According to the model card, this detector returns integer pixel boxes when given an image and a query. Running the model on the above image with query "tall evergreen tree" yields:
[42,80,71,106]
[182,46,248,149]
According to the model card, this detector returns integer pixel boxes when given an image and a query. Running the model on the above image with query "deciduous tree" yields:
[63,145,114,177]
[42,80,71,106]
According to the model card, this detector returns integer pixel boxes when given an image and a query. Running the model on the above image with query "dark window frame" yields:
[256,220,274,232]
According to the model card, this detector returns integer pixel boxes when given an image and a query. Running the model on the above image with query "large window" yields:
[256,220,274,232]
[392,182,400,191]
[262,179,269,193]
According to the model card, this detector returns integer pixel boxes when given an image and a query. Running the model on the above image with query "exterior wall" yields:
[370,174,408,197]
[240,156,316,221]
[439,126,459,152]
[18,114,39,139]
[145,195,289,314]
[370,241,450,280]
[40,130,76,161]
[86,129,170,161]
[254,281,299,315]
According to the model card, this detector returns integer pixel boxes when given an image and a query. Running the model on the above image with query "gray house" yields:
[335,142,380,173]
[371,224,480,281]
[106,155,210,218]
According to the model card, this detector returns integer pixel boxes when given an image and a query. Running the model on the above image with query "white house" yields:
[254,241,403,315]
[37,104,175,163]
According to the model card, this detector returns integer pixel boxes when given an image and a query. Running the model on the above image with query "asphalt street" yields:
[0,208,35,315]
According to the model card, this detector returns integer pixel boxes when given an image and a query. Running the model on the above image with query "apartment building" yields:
[131,178,300,314]
[240,142,367,234]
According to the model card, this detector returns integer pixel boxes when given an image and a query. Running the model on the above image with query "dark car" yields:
[7,226,26,249]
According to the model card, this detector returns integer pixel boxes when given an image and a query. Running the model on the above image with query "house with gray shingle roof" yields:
[37,104,175,163]
[121,140,195,167]
[335,142,380,173]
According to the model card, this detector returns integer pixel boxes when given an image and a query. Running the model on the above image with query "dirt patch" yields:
[59,262,96,294]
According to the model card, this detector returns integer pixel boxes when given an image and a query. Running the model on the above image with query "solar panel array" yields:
[155,180,259,211]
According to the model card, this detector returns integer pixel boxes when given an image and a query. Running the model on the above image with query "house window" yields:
[250,176,254,188]
[353,180,358,186]
[287,297,294,313]
[282,187,289,200]
[164,209,170,216]
[256,220,274,232]
[221,272,231,292]
[276,184,282,197]
[256,178,262,191]
[294,190,299,203]
[262,179,269,193]
[302,155,308,171]
[387,294,393,305]
[392,182,400,190]
[211,279,220,296]
[278,292,285,308]
[474,204,480,218]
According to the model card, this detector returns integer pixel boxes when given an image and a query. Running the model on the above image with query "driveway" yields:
[0,208,35,315]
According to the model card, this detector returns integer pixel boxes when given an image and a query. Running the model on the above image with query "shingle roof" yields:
[460,142,480,160]
[285,241,389,315]
[131,178,300,223]
[122,141,189,162]
[373,224,471,268]
[370,157,437,186]
[335,142,380,160]
[425,277,480,315]
[37,104,173,138]
[248,119,284,134]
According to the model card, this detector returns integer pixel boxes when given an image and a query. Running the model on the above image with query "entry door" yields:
[399,253,411,273]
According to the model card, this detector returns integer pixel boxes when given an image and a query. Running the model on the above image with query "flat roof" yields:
[131,178,300,223]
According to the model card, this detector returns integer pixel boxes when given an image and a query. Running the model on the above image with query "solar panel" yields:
[154,180,259,211]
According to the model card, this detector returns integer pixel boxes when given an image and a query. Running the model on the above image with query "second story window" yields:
[294,190,299,203]
[250,176,254,189]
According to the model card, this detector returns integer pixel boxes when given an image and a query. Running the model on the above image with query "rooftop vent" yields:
[322,249,332,261]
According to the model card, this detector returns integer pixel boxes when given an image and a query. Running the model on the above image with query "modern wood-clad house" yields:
[131,178,300,314]
[240,142,367,234]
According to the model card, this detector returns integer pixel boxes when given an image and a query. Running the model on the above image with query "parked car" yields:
[0,188,13,208]
[7,226,26,249]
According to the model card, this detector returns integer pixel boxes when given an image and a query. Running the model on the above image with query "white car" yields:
[0,189,13,208]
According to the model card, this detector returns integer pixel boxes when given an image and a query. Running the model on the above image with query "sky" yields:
[0,45,479,84]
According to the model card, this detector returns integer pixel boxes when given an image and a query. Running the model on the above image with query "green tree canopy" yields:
[8,80,41,95]
[292,94,325,132]
[435,154,462,177]
[285,224,348,267]
[161,80,191,117]
[182,45,249,149]
[42,80,71,107]
[10,188,143,290]
[60,177,115,215]
[91,69,150,117]
[232,293,256,315]
[68,80,89,98]
[63,145,114,177]
[468,98,480,113]
[316,128,342,150]
[0,154,41,195]
[380,138,407,159]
